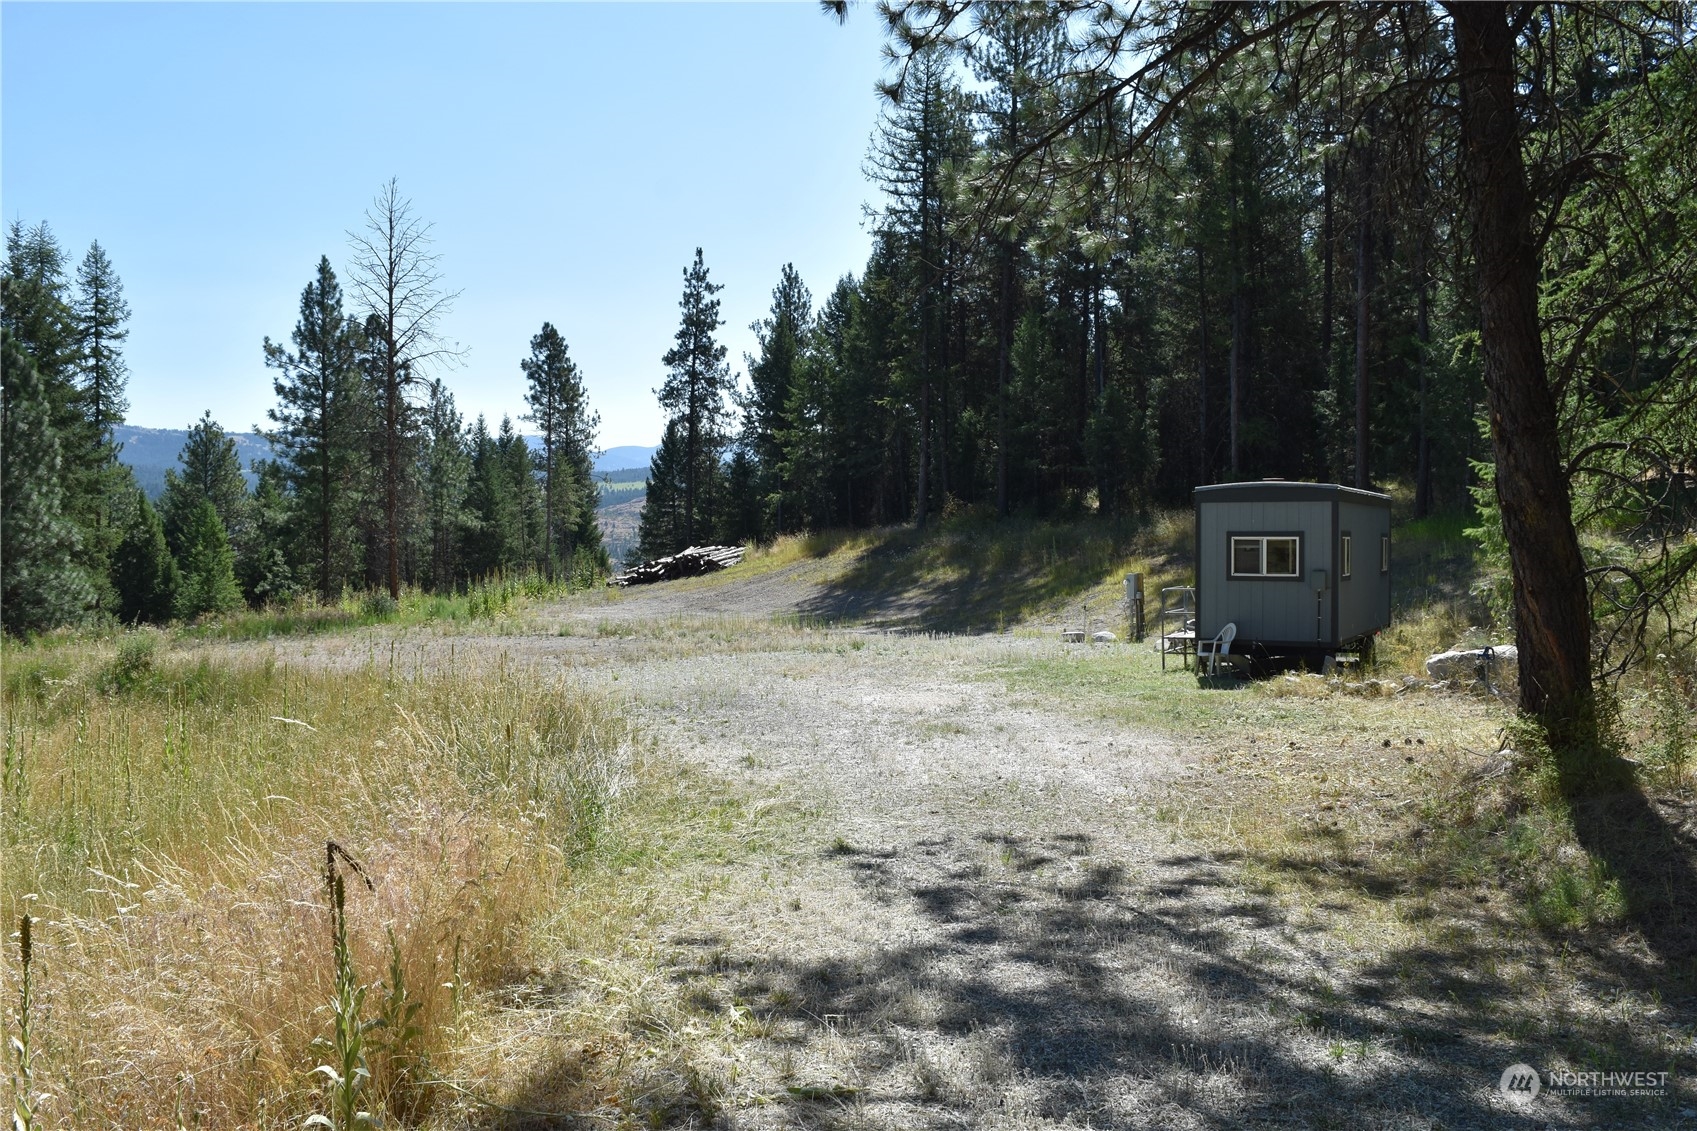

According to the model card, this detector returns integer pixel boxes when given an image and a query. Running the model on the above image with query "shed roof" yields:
[1194,481,1391,506]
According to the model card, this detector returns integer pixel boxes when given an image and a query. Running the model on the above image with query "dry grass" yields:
[0,629,668,1128]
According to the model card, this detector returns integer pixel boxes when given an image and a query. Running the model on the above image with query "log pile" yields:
[608,545,746,587]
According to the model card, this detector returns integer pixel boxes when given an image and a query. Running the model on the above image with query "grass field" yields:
[0,633,755,1128]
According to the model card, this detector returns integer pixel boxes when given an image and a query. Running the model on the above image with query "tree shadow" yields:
[792,521,1149,634]
[487,828,1692,1129]
[1567,786,1697,973]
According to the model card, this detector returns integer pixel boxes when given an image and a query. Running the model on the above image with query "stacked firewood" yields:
[608,545,746,587]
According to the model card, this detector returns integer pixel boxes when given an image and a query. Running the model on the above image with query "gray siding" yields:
[1198,499,1332,644]
[1336,499,1392,641]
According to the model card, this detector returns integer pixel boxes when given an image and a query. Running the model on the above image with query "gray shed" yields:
[1194,481,1391,658]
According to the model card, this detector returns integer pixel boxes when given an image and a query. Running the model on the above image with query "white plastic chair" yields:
[1198,622,1237,676]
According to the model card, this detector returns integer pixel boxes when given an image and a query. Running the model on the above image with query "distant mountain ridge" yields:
[594,445,658,473]
[114,425,656,498]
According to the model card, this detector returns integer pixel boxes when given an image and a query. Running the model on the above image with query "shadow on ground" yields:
[1570,788,1697,970]
[794,520,1171,634]
[488,829,1692,1129]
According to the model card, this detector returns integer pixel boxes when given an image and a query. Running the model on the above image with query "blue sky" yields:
[2,1,892,448]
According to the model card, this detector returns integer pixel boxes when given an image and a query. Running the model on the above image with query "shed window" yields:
[1230,535,1300,578]
[1380,534,1390,574]
[1340,534,1353,579]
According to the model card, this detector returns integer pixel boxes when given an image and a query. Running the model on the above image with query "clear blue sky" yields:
[2,1,892,448]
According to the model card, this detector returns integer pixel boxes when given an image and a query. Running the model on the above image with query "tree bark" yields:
[1448,3,1595,741]
[1354,176,1372,490]
[1197,245,1210,486]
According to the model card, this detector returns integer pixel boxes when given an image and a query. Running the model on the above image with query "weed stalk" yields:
[309,843,376,1130]
[10,914,35,1131]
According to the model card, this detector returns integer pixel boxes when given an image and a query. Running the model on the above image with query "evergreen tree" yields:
[460,415,502,579]
[648,248,732,552]
[636,419,690,561]
[417,379,471,590]
[3,222,107,623]
[521,322,597,573]
[739,265,812,538]
[173,499,242,620]
[867,46,973,524]
[243,460,298,606]
[497,415,545,570]
[1,320,94,632]
[72,240,130,445]
[111,489,179,624]
[69,240,137,611]
[264,256,367,601]
[461,415,543,578]
[159,412,253,562]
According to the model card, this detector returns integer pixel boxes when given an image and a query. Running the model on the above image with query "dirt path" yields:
[246,574,1677,1129]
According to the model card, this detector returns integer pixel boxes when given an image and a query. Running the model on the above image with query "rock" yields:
[1061,629,1086,643]
[1092,630,1117,643]
[1424,645,1518,682]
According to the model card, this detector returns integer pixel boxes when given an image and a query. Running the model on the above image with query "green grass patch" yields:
[175,568,597,642]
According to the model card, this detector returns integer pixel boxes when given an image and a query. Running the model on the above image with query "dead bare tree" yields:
[346,178,462,598]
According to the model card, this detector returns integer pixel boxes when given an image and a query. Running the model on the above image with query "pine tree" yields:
[417,379,471,590]
[160,412,253,564]
[1,320,94,633]
[461,415,543,578]
[264,256,367,601]
[72,240,130,445]
[636,419,689,561]
[173,500,242,620]
[111,488,179,624]
[243,460,298,606]
[739,265,812,538]
[497,415,544,570]
[521,323,597,574]
[867,47,973,524]
[651,248,733,550]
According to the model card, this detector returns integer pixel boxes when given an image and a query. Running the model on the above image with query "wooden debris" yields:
[608,545,746,587]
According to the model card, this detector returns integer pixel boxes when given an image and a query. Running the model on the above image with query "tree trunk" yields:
[1415,231,1433,518]
[321,424,333,602]
[916,368,931,528]
[996,249,1011,517]
[1227,168,1243,477]
[1322,156,1335,375]
[1197,245,1210,486]
[386,368,400,599]
[1448,2,1599,768]
[1355,181,1372,490]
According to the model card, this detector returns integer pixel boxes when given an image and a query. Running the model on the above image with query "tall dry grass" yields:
[2,631,638,1128]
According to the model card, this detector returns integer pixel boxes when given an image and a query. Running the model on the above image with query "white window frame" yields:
[1228,534,1302,579]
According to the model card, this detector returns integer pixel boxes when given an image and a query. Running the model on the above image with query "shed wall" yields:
[1336,499,1392,641]
[1198,499,1332,644]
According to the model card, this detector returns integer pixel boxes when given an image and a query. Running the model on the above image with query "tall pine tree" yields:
[264,256,368,601]
[521,323,598,574]
[642,248,732,553]
[739,265,812,539]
